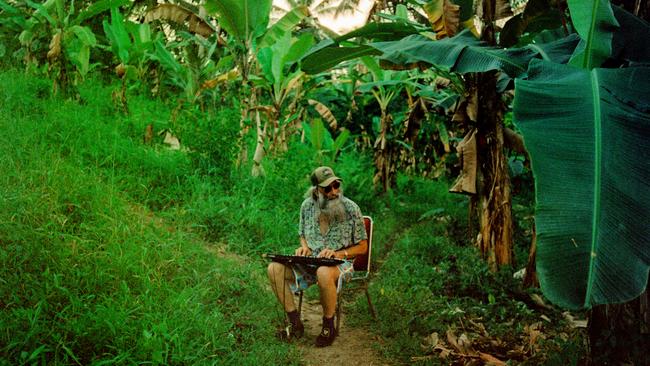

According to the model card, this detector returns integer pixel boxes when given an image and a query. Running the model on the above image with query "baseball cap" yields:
[310,166,342,187]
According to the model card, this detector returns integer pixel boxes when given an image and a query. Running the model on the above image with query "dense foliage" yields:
[0,69,588,365]
[2,0,648,364]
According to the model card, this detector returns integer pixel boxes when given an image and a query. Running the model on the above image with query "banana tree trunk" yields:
[251,108,266,177]
[474,71,514,270]
[473,0,514,270]
[373,110,394,192]
[588,278,650,365]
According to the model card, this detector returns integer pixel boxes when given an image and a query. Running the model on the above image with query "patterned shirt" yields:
[298,196,367,254]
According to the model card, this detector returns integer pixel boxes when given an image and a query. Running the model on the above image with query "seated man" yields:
[267,166,368,347]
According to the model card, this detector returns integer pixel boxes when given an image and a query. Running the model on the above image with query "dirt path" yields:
[296,299,394,366]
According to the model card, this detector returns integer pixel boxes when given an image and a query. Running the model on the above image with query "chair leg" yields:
[365,288,377,320]
[335,289,343,333]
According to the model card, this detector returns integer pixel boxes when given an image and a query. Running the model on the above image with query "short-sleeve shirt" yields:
[298,196,367,255]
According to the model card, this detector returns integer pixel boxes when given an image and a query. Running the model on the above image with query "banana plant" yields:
[103,6,159,111]
[204,0,311,176]
[249,29,316,176]
[9,0,124,92]
[358,55,414,192]
[302,118,351,166]
[512,3,650,310]
[297,0,649,310]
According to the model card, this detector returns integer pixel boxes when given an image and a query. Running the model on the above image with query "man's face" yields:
[318,180,341,201]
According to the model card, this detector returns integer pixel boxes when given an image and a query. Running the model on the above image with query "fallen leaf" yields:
[446,329,460,352]
[563,311,588,328]
[422,332,439,350]
[479,351,507,365]
[457,333,473,354]
[530,293,551,309]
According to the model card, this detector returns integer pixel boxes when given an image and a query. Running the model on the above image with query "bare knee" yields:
[268,262,283,278]
[316,266,339,287]
[268,262,292,281]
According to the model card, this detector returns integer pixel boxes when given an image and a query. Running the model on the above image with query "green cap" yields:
[310,166,342,187]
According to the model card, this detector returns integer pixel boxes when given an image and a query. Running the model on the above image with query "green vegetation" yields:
[0,71,299,365]
[1,0,648,364]
[1,70,587,364]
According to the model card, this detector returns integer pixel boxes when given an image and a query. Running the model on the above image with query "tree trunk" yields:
[251,108,266,177]
[475,72,514,270]
[473,0,514,271]
[588,276,650,365]
[373,110,395,192]
[523,223,539,288]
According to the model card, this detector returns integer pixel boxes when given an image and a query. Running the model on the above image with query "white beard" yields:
[316,190,347,225]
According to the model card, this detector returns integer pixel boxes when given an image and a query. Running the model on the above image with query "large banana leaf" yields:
[371,29,578,78]
[205,0,271,42]
[302,45,381,74]
[299,21,422,74]
[513,59,650,310]
[567,0,618,69]
[610,6,650,63]
[258,5,309,49]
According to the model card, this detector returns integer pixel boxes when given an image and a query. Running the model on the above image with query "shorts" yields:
[289,260,355,294]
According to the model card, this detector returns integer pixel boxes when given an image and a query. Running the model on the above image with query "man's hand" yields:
[295,246,312,256]
[317,248,337,259]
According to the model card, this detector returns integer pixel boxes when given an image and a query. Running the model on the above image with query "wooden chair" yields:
[298,216,377,333]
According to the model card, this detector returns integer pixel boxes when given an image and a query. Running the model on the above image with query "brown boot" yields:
[315,316,336,347]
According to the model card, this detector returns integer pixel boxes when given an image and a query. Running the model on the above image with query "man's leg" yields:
[267,262,297,311]
[315,266,341,347]
[316,266,341,317]
[268,262,304,340]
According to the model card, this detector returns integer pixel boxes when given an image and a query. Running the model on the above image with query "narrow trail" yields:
[297,219,418,366]
[296,299,394,366]
[296,222,417,366]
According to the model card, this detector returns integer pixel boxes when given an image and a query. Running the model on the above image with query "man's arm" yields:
[318,239,367,259]
[340,239,367,260]
[295,237,312,256]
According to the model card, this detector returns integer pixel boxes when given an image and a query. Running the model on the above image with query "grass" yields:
[0,71,298,365]
[344,177,588,365]
[0,69,587,365]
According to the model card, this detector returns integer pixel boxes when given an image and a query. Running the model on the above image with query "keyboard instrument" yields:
[264,253,344,266]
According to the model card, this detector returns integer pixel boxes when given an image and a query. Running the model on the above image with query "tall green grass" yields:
[0,71,298,365]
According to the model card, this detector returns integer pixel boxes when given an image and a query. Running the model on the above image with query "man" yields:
[267,166,368,347]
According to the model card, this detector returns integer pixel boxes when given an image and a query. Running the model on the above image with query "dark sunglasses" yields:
[323,181,341,193]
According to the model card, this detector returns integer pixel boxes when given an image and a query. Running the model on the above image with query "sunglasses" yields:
[323,181,341,193]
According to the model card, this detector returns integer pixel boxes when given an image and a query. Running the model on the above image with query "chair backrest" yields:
[353,216,373,272]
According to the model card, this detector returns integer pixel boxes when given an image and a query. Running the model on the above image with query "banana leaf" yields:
[102,7,131,63]
[205,0,271,42]
[371,29,572,78]
[73,0,129,26]
[334,22,424,43]
[299,21,423,74]
[513,59,650,310]
[302,45,381,74]
[610,6,650,64]
[567,0,618,69]
[258,5,308,49]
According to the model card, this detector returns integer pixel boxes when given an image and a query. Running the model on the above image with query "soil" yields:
[296,299,395,366]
